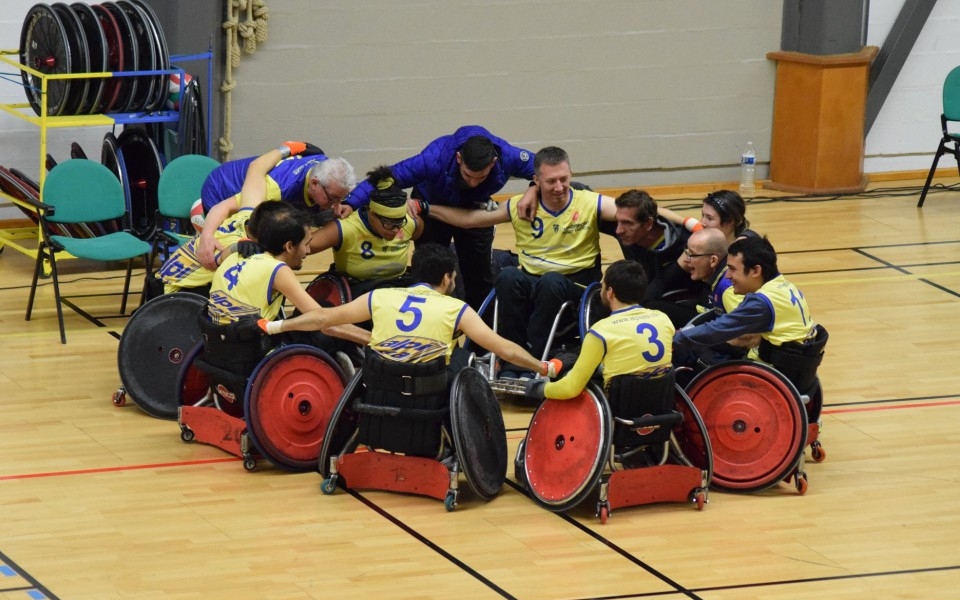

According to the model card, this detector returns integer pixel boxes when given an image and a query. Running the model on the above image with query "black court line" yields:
[0,549,59,600]
[504,480,704,600]
[777,239,960,255]
[346,489,520,600]
[689,564,960,595]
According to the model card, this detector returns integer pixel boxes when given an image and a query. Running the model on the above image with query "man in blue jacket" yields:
[345,126,536,311]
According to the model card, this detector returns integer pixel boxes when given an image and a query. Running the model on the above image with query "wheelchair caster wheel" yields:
[795,473,808,495]
[320,477,337,495]
[243,457,257,472]
[694,490,706,511]
[444,491,458,512]
[598,503,609,524]
[112,389,126,407]
[810,441,826,463]
[180,427,194,443]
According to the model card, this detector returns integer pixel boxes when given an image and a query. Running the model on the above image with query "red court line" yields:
[3,399,958,482]
[0,457,238,481]
[824,399,960,414]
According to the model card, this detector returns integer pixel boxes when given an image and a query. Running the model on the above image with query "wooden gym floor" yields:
[0,177,958,599]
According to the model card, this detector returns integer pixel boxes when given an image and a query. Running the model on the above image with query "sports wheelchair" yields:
[468,281,607,395]
[176,313,348,472]
[514,370,712,523]
[680,317,830,494]
[318,353,506,511]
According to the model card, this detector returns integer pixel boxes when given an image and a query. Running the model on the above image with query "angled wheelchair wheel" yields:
[673,386,713,485]
[50,2,90,116]
[118,292,206,419]
[20,4,72,116]
[578,282,609,338]
[450,367,507,500]
[91,3,124,112]
[318,369,364,479]
[303,272,352,310]
[117,127,163,239]
[71,3,108,114]
[519,383,612,511]
[244,345,347,471]
[685,361,807,493]
[101,1,140,112]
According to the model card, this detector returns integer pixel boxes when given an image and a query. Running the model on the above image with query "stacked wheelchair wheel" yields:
[19,1,170,116]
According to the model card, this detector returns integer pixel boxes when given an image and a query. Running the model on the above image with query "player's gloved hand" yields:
[524,378,546,400]
[415,199,429,217]
[540,358,563,379]
[257,318,283,335]
[235,238,261,258]
[482,199,499,211]
[278,141,307,158]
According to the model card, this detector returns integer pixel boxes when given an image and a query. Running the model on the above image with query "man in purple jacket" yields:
[345,126,535,311]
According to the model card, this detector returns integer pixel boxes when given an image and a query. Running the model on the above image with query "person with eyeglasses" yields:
[155,143,357,296]
[193,143,358,271]
[307,166,425,298]
[342,126,536,312]
[646,227,743,328]
[673,235,817,364]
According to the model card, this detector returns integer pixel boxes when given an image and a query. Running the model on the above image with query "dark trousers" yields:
[417,218,494,312]
[495,267,591,359]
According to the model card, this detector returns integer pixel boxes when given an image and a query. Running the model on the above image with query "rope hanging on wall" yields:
[219,0,270,161]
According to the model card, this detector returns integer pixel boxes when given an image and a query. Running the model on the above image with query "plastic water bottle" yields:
[739,141,756,197]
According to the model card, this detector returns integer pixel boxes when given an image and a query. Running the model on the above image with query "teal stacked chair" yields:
[26,159,152,343]
[151,154,219,261]
[918,65,960,207]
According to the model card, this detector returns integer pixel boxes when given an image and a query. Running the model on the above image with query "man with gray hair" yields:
[193,143,357,270]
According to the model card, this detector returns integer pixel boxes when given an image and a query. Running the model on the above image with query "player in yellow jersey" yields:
[427,146,617,375]
[257,243,560,381]
[523,260,674,400]
[206,201,369,348]
[307,166,425,297]
[672,236,817,361]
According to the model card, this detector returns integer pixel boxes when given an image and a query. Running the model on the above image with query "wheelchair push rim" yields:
[685,360,807,493]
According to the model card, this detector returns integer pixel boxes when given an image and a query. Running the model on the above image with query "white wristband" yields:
[266,320,283,335]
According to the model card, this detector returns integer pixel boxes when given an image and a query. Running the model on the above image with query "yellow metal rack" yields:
[0,48,212,261]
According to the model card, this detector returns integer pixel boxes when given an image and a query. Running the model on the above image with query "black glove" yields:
[236,239,262,258]
[524,378,546,400]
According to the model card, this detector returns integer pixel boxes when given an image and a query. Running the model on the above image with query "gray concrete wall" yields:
[3,0,960,223]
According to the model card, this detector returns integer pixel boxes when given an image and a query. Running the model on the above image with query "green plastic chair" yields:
[918,65,960,207]
[26,159,153,344]
[152,154,219,259]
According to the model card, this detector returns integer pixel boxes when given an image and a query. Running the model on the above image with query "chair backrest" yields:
[157,154,219,218]
[943,65,960,121]
[41,159,126,224]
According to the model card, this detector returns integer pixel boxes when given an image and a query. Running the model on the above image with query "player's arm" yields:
[658,205,702,232]
[598,193,619,222]
[542,333,605,400]
[259,293,374,335]
[515,183,540,222]
[197,197,239,270]
[237,149,283,209]
[429,202,509,229]
[308,221,342,254]
[272,269,371,345]
[457,308,552,375]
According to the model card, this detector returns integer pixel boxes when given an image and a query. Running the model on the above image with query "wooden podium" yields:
[765,46,878,194]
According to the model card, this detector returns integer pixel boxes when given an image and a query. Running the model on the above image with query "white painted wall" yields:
[2,0,959,222]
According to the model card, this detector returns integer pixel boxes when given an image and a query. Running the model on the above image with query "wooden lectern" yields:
[766,46,878,194]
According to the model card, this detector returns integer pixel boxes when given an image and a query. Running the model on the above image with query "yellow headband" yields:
[370,201,408,220]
